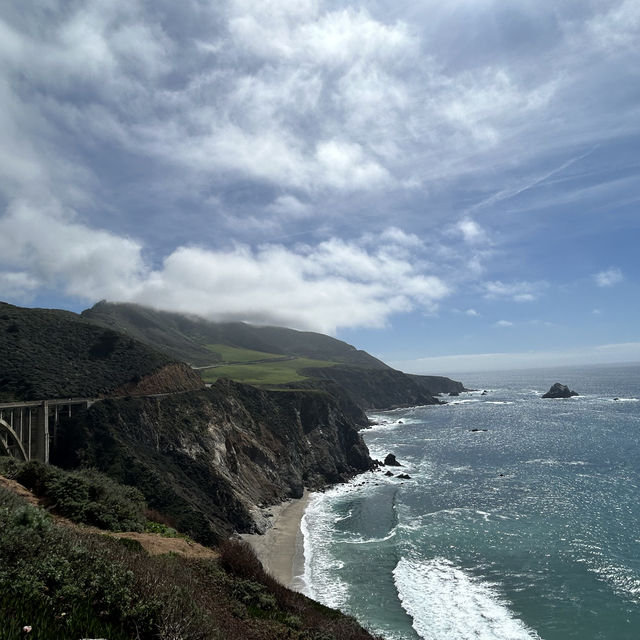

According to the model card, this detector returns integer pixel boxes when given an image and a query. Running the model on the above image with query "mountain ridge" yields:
[82,300,388,369]
[81,301,465,410]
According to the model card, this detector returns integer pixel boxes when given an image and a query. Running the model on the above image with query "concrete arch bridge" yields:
[0,398,94,464]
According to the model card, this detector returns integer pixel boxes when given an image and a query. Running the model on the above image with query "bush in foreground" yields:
[0,458,146,531]
[0,486,381,640]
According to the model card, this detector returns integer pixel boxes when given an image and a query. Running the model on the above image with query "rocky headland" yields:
[0,300,466,638]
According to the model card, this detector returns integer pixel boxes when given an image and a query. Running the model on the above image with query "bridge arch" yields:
[0,417,28,461]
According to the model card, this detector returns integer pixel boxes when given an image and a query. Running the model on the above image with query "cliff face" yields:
[408,373,466,396]
[54,380,372,545]
[299,365,444,410]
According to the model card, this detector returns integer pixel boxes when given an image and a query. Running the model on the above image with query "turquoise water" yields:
[300,364,640,640]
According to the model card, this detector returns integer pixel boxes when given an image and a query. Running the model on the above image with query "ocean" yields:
[299,363,640,640]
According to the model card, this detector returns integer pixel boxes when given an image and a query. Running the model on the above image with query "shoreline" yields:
[241,490,311,589]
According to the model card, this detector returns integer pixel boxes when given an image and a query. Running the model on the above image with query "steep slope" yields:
[0,301,203,401]
[0,485,379,640]
[54,380,372,545]
[82,300,388,368]
[297,365,443,410]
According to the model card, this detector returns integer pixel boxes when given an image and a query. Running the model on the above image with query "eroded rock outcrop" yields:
[112,362,204,396]
[54,380,372,545]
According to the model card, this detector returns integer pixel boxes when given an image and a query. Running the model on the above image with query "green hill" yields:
[0,301,202,401]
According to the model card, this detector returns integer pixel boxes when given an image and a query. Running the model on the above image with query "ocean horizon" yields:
[300,362,640,640]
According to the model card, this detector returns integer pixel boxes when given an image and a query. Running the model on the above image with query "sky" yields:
[0,0,639,374]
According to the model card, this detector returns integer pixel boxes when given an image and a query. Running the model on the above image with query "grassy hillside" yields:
[82,301,388,369]
[201,356,336,386]
[204,343,285,363]
[0,302,185,401]
[0,479,380,640]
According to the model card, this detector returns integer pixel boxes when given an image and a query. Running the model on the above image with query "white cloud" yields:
[0,199,145,298]
[0,271,40,301]
[456,217,487,245]
[593,267,623,287]
[494,320,514,327]
[466,308,479,316]
[482,280,545,302]
[267,195,311,219]
[0,199,449,334]
[0,0,638,340]
[587,0,640,53]
[378,227,422,247]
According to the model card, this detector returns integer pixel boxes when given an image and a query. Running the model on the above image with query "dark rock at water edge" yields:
[384,453,402,466]
[542,383,579,398]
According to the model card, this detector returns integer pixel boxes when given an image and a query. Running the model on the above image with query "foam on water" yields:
[301,491,350,608]
[342,526,398,545]
[393,557,541,640]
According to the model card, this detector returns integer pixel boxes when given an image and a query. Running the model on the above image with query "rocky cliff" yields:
[54,380,372,545]
[298,365,445,410]
[408,373,467,396]
[112,362,204,396]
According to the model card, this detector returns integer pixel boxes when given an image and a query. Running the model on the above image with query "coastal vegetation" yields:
[0,301,198,402]
[200,355,336,386]
[0,483,380,640]
[0,458,146,532]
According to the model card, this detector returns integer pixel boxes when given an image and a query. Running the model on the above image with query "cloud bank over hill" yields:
[0,200,450,333]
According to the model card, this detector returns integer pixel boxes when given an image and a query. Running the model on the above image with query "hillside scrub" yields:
[0,301,178,401]
[0,486,380,640]
[0,458,146,531]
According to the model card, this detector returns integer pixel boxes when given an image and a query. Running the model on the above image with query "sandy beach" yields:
[241,490,311,589]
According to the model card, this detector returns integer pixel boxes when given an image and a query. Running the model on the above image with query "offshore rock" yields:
[542,383,579,399]
[384,453,402,466]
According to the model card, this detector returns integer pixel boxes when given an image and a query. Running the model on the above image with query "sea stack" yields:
[384,453,402,466]
[542,383,579,398]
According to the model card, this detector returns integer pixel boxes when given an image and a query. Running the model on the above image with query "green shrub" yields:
[145,520,180,537]
[218,539,266,582]
[2,458,146,531]
[232,579,277,611]
[0,486,382,640]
